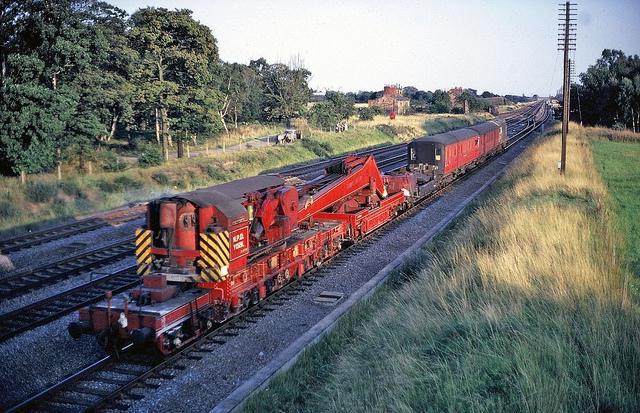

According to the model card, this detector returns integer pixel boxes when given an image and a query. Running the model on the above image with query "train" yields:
[68,118,510,355]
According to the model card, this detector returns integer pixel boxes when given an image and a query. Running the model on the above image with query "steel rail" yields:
[0,266,139,343]
[0,102,546,344]
[0,207,144,254]
[0,238,134,300]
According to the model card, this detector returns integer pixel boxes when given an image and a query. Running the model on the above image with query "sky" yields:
[110,0,640,97]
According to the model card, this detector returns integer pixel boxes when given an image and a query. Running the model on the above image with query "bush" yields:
[357,107,376,121]
[151,172,170,185]
[308,102,338,130]
[74,197,93,212]
[24,181,58,203]
[51,197,70,216]
[376,124,398,137]
[202,164,228,181]
[99,150,127,172]
[301,138,332,157]
[95,179,120,193]
[0,200,18,218]
[138,146,163,168]
[58,180,85,199]
[114,175,144,190]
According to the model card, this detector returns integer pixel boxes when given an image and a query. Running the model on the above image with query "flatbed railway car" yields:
[407,119,506,183]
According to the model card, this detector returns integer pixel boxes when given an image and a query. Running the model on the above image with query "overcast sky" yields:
[110,0,640,96]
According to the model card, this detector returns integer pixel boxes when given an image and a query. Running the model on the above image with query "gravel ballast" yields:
[0,256,137,408]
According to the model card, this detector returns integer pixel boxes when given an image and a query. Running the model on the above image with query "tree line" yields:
[0,1,312,175]
[574,49,640,133]
[0,1,522,177]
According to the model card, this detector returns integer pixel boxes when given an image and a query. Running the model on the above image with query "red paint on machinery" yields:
[70,155,418,355]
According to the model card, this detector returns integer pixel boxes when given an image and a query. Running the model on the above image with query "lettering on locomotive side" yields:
[230,227,250,256]
[233,232,245,251]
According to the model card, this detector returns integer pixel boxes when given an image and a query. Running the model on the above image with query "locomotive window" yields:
[181,213,196,229]
[435,148,441,161]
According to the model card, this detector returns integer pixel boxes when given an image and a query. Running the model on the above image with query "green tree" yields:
[129,7,219,159]
[431,89,452,113]
[459,89,489,112]
[308,102,338,131]
[579,49,640,130]
[0,0,94,174]
[326,91,355,120]
[259,60,311,124]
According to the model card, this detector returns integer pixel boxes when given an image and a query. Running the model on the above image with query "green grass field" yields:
[242,124,640,413]
[592,139,640,284]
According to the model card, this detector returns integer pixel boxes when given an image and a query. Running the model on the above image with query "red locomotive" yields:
[68,119,508,355]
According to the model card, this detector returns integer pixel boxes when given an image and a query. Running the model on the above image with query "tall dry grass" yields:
[243,124,640,412]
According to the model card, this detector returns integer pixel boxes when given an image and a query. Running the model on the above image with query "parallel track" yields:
[0,267,139,343]
[0,207,144,254]
[7,102,550,413]
[0,239,134,301]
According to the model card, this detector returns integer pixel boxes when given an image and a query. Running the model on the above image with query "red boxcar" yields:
[407,119,507,178]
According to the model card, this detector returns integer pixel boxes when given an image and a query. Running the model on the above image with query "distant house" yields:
[368,85,410,115]
[447,87,465,110]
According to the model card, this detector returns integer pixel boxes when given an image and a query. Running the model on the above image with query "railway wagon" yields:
[407,119,507,179]
[69,155,417,354]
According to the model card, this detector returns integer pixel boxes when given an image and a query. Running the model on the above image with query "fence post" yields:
[186,143,190,158]
[20,171,26,184]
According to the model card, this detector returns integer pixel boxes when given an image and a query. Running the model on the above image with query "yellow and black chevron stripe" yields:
[197,231,230,282]
[135,228,152,276]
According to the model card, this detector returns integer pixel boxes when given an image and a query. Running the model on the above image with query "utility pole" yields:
[558,2,576,175]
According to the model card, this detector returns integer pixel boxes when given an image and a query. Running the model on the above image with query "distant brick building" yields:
[447,87,465,110]
[368,85,410,115]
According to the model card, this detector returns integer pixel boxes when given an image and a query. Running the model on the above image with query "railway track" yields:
[0,239,134,301]
[6,272,315,413]
[276,142,407,178]
[6,102,551,413]
[0,103,546,345]
[0,267,139,343]
[0,207,144,254]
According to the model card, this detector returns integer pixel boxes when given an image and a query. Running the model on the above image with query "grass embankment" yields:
[243,124,640,413]
[0,113,486,233]
[591,129,640,285]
